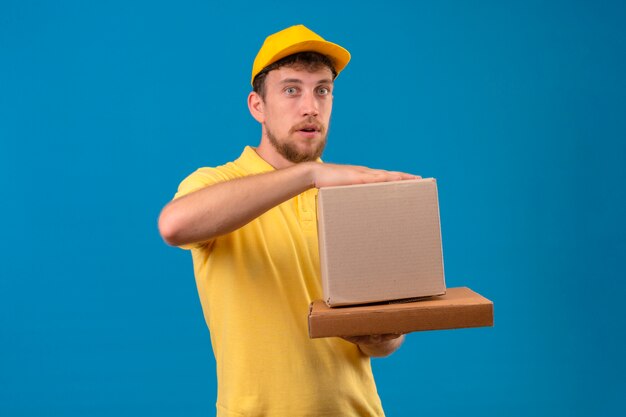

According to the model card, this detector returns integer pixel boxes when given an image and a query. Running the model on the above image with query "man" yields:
[159,24,418,417]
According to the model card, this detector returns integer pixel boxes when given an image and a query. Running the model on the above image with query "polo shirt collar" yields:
[236,145,324,175]
[236,146,276,174]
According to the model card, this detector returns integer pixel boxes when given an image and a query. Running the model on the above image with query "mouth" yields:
[300,124,320,132]
[294,123,322,136]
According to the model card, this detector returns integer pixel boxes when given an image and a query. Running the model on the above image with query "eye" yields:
[317,86,330,96]
[284,87,298,95]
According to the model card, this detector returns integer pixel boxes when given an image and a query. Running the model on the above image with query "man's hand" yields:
[342,334,405,357]
[308,162,420,188]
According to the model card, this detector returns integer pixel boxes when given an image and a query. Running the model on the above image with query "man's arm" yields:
[158,161,418,247]
[342,334,405,357]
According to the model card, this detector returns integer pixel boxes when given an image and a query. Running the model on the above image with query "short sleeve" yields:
[174,167,231,200]
[171,167,235,250]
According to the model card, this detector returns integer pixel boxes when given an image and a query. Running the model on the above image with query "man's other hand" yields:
[341,334,405,357]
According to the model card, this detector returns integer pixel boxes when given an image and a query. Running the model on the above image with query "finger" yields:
[379,333,403,341]
[362,171,412,183]
[369,169,420,180]
[383,171,420,179]
[399,172,421,180]
[341,336,364,344]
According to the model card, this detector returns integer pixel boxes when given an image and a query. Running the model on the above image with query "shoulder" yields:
[174,161,245,200]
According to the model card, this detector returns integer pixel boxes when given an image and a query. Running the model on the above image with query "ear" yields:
[248,91,265,123]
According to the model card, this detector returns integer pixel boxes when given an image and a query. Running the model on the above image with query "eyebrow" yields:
[279,78,334,85]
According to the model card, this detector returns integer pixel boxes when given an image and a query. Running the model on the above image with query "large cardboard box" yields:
[317,178,446,307]
[308,287,493,338]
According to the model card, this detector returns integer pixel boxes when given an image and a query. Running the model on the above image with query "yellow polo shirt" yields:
[174,146,384,417]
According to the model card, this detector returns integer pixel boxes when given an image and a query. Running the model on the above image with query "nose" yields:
[300,91,319,117]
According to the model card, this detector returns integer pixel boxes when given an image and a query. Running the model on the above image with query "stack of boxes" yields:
[308,179,493,338]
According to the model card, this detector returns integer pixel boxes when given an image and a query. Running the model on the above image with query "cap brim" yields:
[252,40,351,85]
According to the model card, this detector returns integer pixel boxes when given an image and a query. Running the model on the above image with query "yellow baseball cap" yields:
[251,24,351,86]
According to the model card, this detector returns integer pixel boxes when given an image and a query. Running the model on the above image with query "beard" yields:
[266,120,328,163]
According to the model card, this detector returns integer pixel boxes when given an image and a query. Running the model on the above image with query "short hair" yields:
[252,51,337,99]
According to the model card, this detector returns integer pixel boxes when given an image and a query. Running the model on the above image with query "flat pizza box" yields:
[308,287,493,338]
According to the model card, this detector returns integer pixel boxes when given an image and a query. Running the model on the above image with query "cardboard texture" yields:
[317,178,446,307]
[308,287,493,338]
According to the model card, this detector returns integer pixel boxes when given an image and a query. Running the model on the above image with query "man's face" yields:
[260,65,334,163]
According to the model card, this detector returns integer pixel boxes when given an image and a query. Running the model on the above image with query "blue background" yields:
[2,1,625,416]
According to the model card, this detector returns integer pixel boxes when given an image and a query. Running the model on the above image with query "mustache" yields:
[289,117,325,134]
